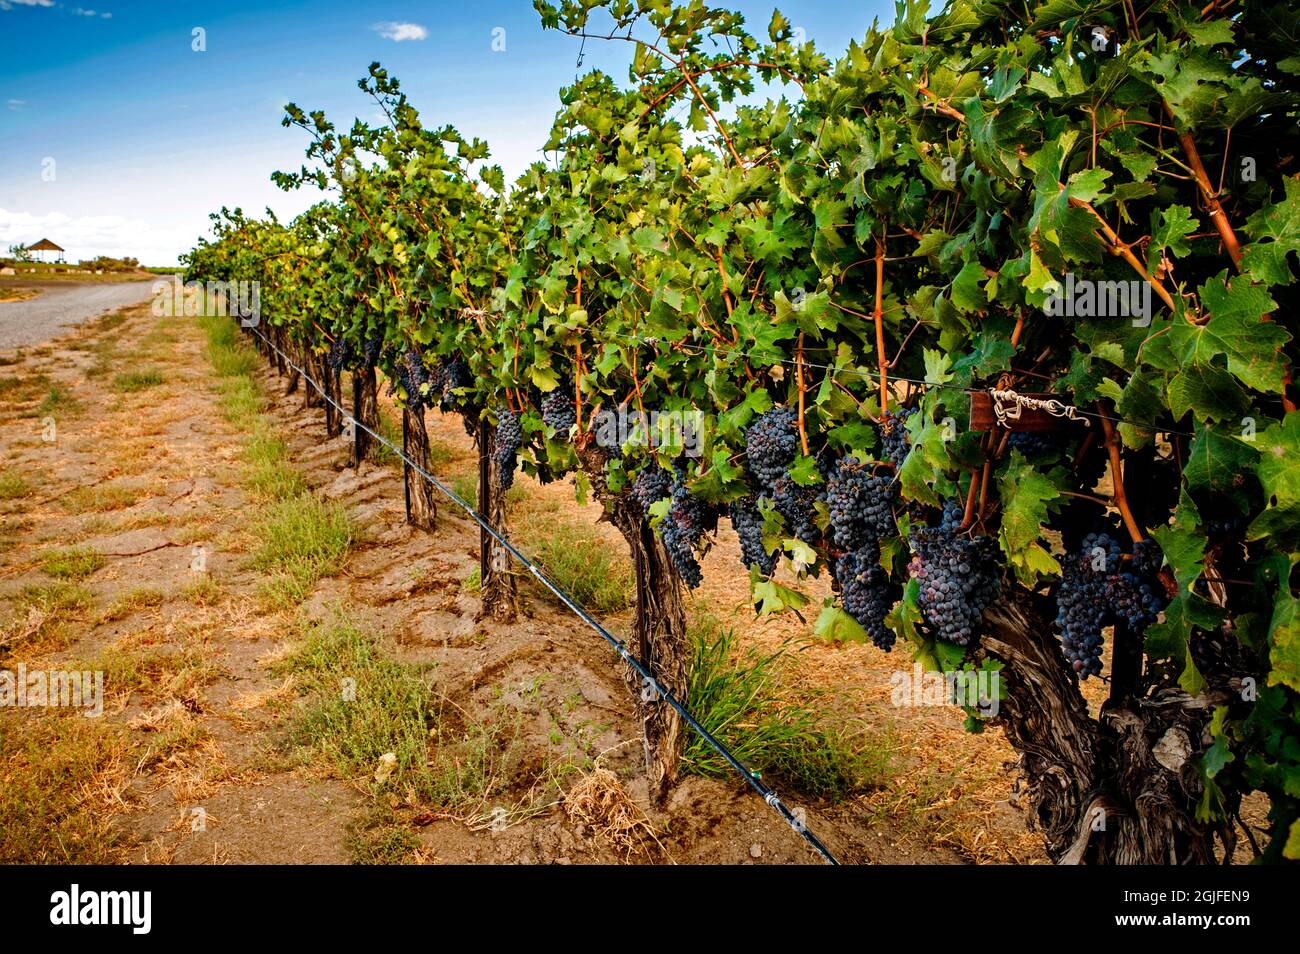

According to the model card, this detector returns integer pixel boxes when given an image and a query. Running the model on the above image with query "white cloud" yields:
[7,99,26,110]
[0,208,195,266]
[373,21,427,42]
[0,2,111,13]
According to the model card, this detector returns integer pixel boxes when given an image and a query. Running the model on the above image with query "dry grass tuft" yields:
[562,767,665,861]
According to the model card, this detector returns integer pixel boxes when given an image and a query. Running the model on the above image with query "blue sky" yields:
[0,0,898,265]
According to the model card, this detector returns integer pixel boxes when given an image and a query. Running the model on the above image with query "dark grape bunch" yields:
[541,388,577,434]
[836,542,899,650]
[660,474,705,588]
[745,406,799,488]
[630,464,671,517]
[388,347,432,412]
[493,408,522,490]
[729,496,776,576]
[908,501,1001,647]
[769,476,822,546]
[362,333,384,369]
[326,335,351,372]
[827,456,896,549]
[1056,532,1166,678]
[880,407,916,470]
[436,359,470,410]
[1007,431,1061,457]
[1202,512,1246,537]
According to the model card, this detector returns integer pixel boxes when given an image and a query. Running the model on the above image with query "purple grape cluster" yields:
[362,333,384,369]
[827,456,896,549]
[1056,532,1166,678]
[388,348,433,412]
[770,476,822,546]
[630,465,671,517]
[880,407,916,469]
[745,406,799,488]
[1007,431,1060,457]
[541,389,577,434]
[435,359,470,410]
[729,495,775,576]
[326,335,351,372]
[908,501,1000,647]
[661,474,704,588]
[836,542,898,650]
[493,408,522,490]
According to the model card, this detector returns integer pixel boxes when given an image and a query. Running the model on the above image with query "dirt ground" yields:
[0,301,1050,865]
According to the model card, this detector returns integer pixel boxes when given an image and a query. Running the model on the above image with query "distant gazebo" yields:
[25,238,65,263]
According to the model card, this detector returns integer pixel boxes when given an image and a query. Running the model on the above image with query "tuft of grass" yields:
[2,582,93,656]
[39,546,105,580]
[37,383,80,416]
[462,565,481,593]
[682,617,889,800]
[279,612,551,847]
[12,581,93,615]
[252,494,351,607]
[516,509,633,615]
[217,376,263,428]
[346,804,422,864]
[85,339,118,379]
[278,614,436,778]
[0,716,130,863]
[85,641,219,703]
[112,369,164,393]
[182,575,223,606]
[0,372,51,404]
[61,482,141,514]
[96,587,165,623]
[244,425,306,500]
[199,314,259,378]
[417,705,534,812]
[0,470,32,501]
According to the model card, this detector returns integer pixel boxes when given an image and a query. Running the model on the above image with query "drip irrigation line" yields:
[248,326,840,866]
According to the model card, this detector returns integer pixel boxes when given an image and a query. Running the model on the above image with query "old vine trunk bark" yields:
[477,421,518,624]
[401,408,437,530]
[323,367,338,436]
[284,342,300,395]
[303,346,321,410]
[348,367,380,468]
[979,588,1234,863]
[577,442,687,802]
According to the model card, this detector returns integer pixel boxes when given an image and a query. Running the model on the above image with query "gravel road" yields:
[0,280,159,351]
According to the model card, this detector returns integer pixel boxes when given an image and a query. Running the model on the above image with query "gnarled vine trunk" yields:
[402,408,437,530]
[303,346,322,410]
[979,589,1238,864]
[577,441,687,802]
[477,420,518,624]
[327,367,345,438]
[348,367,380,468]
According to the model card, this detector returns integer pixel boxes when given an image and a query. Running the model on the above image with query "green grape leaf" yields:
[814,602,869,644]
[997,450,1064,584]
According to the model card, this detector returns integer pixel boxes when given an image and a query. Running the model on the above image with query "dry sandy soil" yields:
[0,301,1050,865]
